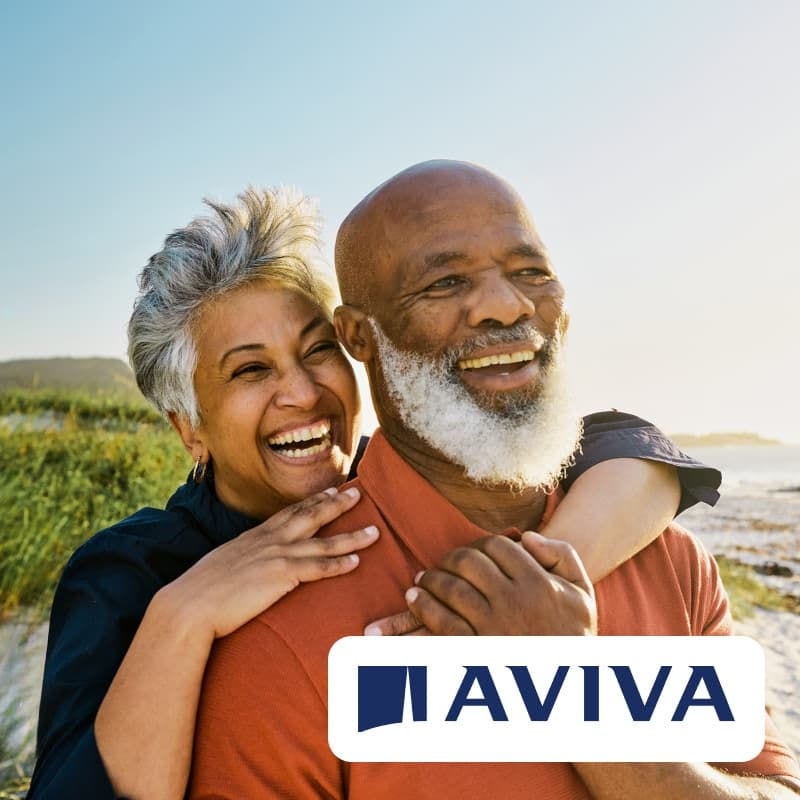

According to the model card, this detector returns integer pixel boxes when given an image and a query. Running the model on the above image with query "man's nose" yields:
[273,364,323,410]
[465,274,536,329]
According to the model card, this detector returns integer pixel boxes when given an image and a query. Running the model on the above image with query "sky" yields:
[2,1,798,442]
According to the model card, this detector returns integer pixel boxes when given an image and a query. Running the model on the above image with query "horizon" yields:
[1,354,797,445]
[2,2,798,443]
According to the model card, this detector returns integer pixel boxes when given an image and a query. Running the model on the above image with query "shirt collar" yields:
[357,429,560,567]
[166,467,259,548]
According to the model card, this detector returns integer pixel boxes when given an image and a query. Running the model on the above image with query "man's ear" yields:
[559,311,570,338]
[167,411,207,461]
[334,305,375,363]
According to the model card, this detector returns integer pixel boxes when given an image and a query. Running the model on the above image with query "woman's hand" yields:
[162,486,378,641]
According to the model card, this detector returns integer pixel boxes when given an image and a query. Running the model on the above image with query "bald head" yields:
[335,160,534,311]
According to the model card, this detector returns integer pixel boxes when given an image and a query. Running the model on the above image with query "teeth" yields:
[457,350,536,370]
[268,421,331,446]
[280,436,331,459]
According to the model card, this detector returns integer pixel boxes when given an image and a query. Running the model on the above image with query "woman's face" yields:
[189,282,361,520]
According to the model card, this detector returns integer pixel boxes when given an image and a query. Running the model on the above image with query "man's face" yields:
[353,167,580,490]
[369,173,567,416]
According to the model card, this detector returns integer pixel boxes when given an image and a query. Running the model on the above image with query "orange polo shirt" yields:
[190,430,799,799]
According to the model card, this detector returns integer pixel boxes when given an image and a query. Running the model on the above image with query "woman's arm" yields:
[551,410,721,581]
[565,411,721,514]
[546,458,679,581]
[30,488,378,800]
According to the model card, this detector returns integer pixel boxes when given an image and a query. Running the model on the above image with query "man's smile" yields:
[457,349,537,371]
[455,340,545,392]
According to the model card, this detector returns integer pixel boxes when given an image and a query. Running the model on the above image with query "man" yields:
[190,161,800,798]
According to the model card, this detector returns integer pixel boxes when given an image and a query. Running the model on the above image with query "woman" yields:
[28,188,720,800]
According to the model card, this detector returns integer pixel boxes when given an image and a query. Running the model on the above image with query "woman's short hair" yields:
[128,186,336,426]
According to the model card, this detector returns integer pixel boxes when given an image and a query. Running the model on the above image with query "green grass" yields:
[716,555,800,620]
[0,775,29,800]
[0,387,162,426]
[0,390,187,618]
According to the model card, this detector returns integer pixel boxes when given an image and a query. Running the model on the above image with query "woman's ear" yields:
[334,305,376,363]
[167,411,207,461]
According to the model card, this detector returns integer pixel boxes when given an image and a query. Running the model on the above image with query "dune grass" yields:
[716,555,799,620]
[0,390,187,619]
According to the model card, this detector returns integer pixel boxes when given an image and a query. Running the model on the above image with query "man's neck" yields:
[381,426,548,534]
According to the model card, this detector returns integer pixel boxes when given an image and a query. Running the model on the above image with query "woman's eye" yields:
[232,363,270,379]
[305,341,341,360]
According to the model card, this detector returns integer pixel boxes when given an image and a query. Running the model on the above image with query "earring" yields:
[193,457,207,483]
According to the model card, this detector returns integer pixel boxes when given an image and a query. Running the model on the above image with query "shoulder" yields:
[621,523,730,635]
[54,488,217,625]
[657,523,718,577]
[61,506,193,589]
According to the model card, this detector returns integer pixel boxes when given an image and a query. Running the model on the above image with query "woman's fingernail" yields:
[406,587,419,603]
[414,571,424,584]
[364,624,382,636]
[344,487,360,499]
[364,525,379,537]
[324,487,339,496]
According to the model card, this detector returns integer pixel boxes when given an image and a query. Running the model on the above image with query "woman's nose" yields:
[273,365,323,410]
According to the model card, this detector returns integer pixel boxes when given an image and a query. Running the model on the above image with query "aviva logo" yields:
[329,636,765,763]
[358,666,428,731]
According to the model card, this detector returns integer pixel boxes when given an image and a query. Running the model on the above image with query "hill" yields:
[670,432,782,447]
[0,357,139,398]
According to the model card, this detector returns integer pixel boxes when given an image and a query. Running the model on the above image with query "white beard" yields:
[369,319,583,492]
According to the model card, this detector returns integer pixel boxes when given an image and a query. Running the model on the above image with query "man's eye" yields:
[516,268,552,283]
[425,276,465,292]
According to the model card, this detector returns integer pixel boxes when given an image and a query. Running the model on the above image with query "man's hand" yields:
[365,532,597,636]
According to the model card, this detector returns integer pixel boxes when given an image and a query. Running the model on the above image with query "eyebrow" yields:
[410,251,470,283]
[412,245,550,284]
[219,315,331,368]
[423,251,470,271]
[506,244,549,261]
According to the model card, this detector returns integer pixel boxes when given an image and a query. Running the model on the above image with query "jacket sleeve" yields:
[27,537,160,800]
[565,410,722,514]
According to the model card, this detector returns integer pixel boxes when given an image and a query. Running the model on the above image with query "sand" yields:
[735,608,800,758]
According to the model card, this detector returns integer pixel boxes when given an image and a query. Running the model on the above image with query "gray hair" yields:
[128,186,336,426]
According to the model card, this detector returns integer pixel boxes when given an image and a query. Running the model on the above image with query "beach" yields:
[678,444,800,757]
[736,608,800,757]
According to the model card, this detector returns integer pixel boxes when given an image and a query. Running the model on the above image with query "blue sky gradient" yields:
[2,1,798,440]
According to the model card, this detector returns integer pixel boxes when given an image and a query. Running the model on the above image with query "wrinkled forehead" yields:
[368,169,543,286]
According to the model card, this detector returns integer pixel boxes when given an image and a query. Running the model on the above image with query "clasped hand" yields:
[365,532,597,637]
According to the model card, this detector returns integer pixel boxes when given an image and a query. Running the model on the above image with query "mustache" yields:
[442,322,555,368]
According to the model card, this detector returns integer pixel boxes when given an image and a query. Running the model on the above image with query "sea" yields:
[677,445,800,599]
